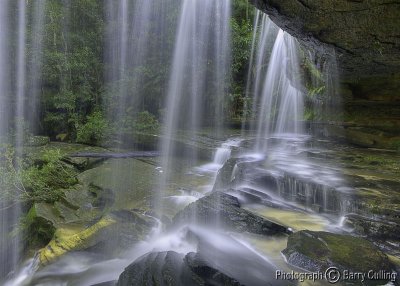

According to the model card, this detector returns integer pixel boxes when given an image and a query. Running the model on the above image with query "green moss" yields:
[284,231,393,280]
[21,205,56,251]
[38,216,117,265]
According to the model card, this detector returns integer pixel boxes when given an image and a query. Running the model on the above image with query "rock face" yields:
[249,0,400,147]
[249,0,400,82]
[117,251,243,286]
[172,192,290,235]
[282,231,394,283]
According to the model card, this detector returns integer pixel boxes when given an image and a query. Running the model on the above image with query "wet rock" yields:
[213,158,241,191]
[62,156,105,171]
[117,251,243,286]
[282,230,394,284]
[249,0,400,82]
[90,282,117,286]
[228,188,270,204]
[26,136,50,147]
[344,214,400,241]
[172,192,290,235]
[23,204,56,250]
[37,210,156,266]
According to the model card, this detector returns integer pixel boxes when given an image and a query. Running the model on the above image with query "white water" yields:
[0,1,46,281]
[105,0,169,147]
[0,2,11,277]
[158,0,231,214]
[255,30,304,151]
[248,14,278,132]
[27,0,46,130]
[15,0,27,153]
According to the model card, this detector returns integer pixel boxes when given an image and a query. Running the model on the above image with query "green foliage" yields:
[304,108,317,121]
[22,149,78,203]
[41,0,104,138]
[0,144,26,202]
[229,0,257,121]
[308,85,326,98]
[391,140,400,152]
[114,111,160,137]
[132,111,160,134]
[231,18,253,76]
[76,111,109,145]
[0,146,77,205]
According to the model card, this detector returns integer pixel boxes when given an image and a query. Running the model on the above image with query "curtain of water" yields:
[0,1,12,275]
[0,1,46,280]
[241,9,260,134]
[254,30,304,151]
[15,0,27,154]
[157,0,232,216]
[0,3,10,140]
[248,15,278,133]
[105,0,169,148]
[27,1,46,132]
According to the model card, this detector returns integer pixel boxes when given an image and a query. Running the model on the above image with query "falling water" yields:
[27,0,46,131]
[247,14,278,132]
[0,1,46,281]
[0,1,12,279]
[15,0,27,153]
[105,0,170,148]
[255,30,304,151]
[0,3,10,142]
[157,0,231,215]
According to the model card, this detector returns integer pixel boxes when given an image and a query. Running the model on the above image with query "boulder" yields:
[282,230,394,284]
[117,251,243,286]
[37,210,156,266]
[172,192,290,235]
[26,136,50,147]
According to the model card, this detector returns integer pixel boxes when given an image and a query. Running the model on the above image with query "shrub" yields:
[76,111,109,145]
[21,149,78,203]
[132,111,160,134]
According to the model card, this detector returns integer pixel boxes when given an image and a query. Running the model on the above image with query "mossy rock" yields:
[282,231,394,284]
[26,136,50,147]
[23,204,56,251]
[37,211,156,266]
[344,214,400,241]
[38,216,117,265]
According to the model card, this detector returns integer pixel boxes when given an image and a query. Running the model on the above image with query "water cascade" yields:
[0,2,13,279]
[254,30,304,151]
[0,0,46,280]
[105,0,170,148]
[158,0,231,214]
[245,13,278,132]
[2,2,397,286]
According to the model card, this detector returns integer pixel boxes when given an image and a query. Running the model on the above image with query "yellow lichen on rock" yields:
[38,216,117,265]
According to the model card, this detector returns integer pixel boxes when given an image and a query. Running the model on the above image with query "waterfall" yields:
[27,0,46,132]
[254,30,304,151]
[157,0,232,215]
[0,2,10,141]
[248,14,278,132]
[0,1,46,280]
[15,0,27,153]
[105,0,170,148]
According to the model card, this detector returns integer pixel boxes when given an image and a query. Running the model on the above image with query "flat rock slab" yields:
[69,151,161,158]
